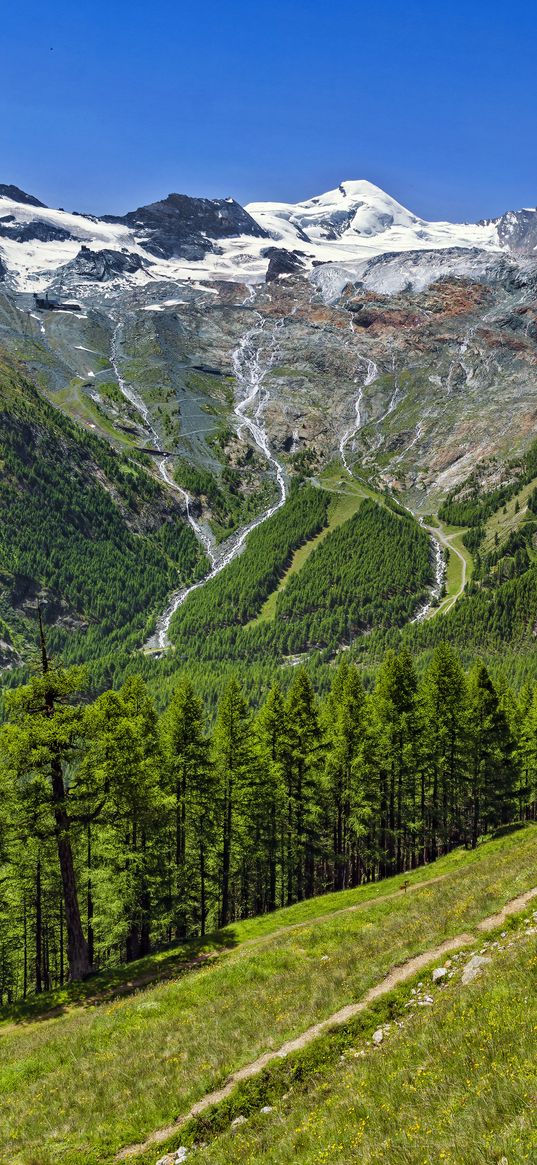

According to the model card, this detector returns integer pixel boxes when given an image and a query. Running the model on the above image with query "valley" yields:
[1,175,537,1165]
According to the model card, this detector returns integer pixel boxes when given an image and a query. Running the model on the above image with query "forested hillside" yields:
[167,495,432,664]
[1,641,535,1001]
[2,333,537,1009]
[347,447,537,683]
[0,353,206,669]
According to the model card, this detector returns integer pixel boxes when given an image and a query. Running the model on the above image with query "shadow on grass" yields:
[0,928,240,1028]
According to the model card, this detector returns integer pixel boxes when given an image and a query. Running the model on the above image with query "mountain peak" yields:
[0,184,47,209]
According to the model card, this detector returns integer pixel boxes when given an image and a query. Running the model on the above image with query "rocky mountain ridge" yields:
[1,179,536,295]
[0,176,536,544]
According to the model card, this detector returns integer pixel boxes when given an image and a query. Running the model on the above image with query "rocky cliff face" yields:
[492,207,537,254]
[102,192,269,261]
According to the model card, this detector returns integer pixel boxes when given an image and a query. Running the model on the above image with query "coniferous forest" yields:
[2,354,537,1009]
[1,637,535,1003]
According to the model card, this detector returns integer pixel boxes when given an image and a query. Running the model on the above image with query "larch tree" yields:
[1,627,91,982]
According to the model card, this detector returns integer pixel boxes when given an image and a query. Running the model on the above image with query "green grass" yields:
[0,835,517,1026]
[425,517,474,620]
[481,477,537,554]
[52,381,137,449]
[197,922,537,1165]
[254,466,394,624]
[1,826,536,1164]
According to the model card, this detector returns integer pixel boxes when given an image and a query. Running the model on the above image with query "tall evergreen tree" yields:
[283,670,324,901]
[374,648,422,873]
[1,636,91,981]
[213,678,253,926]
[161,678,214,935]
[466,663,517,846]
[422,644,468,859]
[84,676,163,960]
[254,685,287,913]
[324,659,368,889]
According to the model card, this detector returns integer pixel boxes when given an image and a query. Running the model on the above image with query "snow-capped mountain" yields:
[1,178,535,296]
[1,175,536,554]
[246,179,497,252]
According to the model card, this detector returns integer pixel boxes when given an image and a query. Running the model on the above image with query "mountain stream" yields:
[111,318,287,650]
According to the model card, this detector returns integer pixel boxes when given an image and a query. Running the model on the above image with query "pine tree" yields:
[324,659,368,889]
[84,676,163,960]
[1,628,91,981]
[161,678,214,935]
[213,678,253,926]
[422,644,468,858]
[283,670,324,901]
[516,685,537,820]
[374,648,422,873]
[254,685,287,912]
[466,663,517,846]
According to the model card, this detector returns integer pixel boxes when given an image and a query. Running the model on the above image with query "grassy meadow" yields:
[0,826,536,1164]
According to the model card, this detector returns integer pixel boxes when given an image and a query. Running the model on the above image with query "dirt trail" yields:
[477,886,537,930]
[117,885,537,1160]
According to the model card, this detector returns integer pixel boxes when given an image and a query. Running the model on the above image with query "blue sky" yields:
[2,0,536,221]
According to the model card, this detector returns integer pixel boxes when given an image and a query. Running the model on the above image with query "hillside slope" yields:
[0,352,206,669]
[1,826,536,1164]
[196,902,537,1165]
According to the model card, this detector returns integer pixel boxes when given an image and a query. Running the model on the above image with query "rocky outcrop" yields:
[494,207,537,254]
[1,571,88,632]
[103,193,269,261]
[264,247,306,281]
[0,184,46,207]
[461,954,492,985]
[0,220,72,243]
[63,246,147,281]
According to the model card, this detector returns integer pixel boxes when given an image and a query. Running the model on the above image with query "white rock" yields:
[461,955,492,986]
[260,1105,273,1114]
[231,1115,247,1130]
[372,1028,384,1045]
[432,967,448,983]
[174,1150,188,1164]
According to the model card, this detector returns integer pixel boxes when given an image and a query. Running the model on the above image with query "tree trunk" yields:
[54,813,91,980]
[199,836,206,936]
[59,896,64,987]
[23,895,28,999]
[87,823,94,969]
[268,800,277,913]
[39,618,91,982]
[221,776,232,927]
[35,859,42,994]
